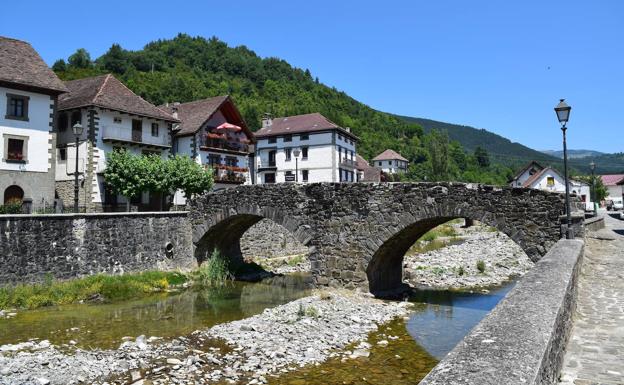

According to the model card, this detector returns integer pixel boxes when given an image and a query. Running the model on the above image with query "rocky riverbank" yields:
[404,229,533,290]
[0,291,411,385]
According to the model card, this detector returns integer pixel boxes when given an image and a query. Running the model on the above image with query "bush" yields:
[0,203,22,214]
[476,260,486,273]
[192,250,233,287]
[457,266,465,276]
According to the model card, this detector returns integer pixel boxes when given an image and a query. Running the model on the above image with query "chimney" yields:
[172,102,180,120]
[345,127,351,133]
[261,112,273,128]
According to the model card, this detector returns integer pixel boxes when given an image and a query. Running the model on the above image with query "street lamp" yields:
[590,161,597,217]
[72,123,84,213]
[293,148,301,182]
[554,99,572,238]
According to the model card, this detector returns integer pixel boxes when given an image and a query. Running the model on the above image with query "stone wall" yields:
[240,219,309,260]
[0,212,195,284]
[419,238,585,385]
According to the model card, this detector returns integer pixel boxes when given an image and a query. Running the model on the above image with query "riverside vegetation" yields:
[0,251,235,311]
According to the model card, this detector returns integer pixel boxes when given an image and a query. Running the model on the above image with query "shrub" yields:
[0,203,22,214]
[476,260,486,273]
[192,250,233,287]
[457,266,465,276]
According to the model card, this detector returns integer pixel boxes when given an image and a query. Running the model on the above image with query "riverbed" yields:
[0,274,515,385]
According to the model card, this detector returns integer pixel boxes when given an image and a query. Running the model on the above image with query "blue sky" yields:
[2,1,623,153]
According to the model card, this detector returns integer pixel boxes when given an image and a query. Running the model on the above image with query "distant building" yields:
[0,36,67,212]
[160,96,255,205]
[510,161,591,209]
[56,74,178,212]
[355,154,381,182]
[600,174,624,200]
[372,149,408,174]
[253,113,358,184]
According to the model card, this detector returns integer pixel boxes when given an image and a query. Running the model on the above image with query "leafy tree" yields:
[164,155,214,199]
[68,48,92,69]
[99,43,132,74]
[52,59,67,72]
[424,130,450,180]
[103,149,144,211]
[474,146,490,168]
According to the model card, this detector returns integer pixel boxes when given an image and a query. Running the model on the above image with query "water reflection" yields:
[0,274,312,350]
[405,283,515,359]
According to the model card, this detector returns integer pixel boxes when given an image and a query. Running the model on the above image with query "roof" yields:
[254,113,357,140]
[58,74,177,122]
[372,149,408,162]
[160,96,238,136]
[601,174,624,186]
[355,155,381,182]
[522,167,561,188]
[510,160,544,182]
[0,36,67,94]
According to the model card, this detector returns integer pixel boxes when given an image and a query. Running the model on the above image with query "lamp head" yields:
[72,123,84,136]
[554,99,571,124]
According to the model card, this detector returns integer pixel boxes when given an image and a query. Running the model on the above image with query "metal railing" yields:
[101,126,169,147]
[340,158,357,168]
[199,137,250,153]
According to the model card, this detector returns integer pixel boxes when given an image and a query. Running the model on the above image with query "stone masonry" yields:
[240,219,310,261]
[0,212,195,284]
[188,182,569,293]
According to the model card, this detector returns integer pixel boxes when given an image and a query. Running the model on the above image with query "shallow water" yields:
[0,274,313,350]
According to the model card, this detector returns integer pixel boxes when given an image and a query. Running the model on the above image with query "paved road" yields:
[560,213,624,385]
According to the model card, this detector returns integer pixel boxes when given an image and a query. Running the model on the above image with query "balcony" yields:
[340,158,357,168]
[101,126,170,148]
[199,136,250,154]
[209,164,248,184]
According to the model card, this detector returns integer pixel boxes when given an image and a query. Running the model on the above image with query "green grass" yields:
[190,250,234,287]
[476,260,486,273]
[287,254,305,267]
[0,271,187,311]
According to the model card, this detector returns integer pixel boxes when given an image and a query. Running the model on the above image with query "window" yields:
[208,154,221,167]
[114,117,122,124]
[284,134,292,142]
[225,157,238,167]
[338,134,343,141]
[302,147,308,159]
[302,169,309,182]
[285,148,292,161]
[388,161,392,166]
[5,94,29,121]
[547,177,555,187]
[59,148,67,161]
[71,111,82,126]
[58,112,68,132]
[3,135,27,162]
[268,137,277,144]
[300,134,309,140]
[151,123,159,137]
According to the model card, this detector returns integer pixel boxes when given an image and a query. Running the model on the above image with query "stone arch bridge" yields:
[188,183,569,294]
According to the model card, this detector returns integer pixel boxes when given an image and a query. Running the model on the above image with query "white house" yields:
[160,96,255,206]
[600,174,624,200]
[510,161,591,210]
[0,36,67,212]
[253,113,358,184]
[372,149,408,174]
[56,74,178,212]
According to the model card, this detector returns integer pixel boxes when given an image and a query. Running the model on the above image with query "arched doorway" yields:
[4,185,24,205]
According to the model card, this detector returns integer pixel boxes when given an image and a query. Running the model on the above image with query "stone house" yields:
[253,113,358,184]
[55,74,179,212]
[160,96,255,205]
[0,36,67,212]
[372,149,409,174]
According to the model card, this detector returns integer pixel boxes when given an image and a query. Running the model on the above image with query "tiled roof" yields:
[355,154,381,182]
[510,161,544,182]
[0,36,67,94]
[372,149,408,162]
[160,96,229,136]
[58,74,177,122]
[355,154,371,170]
[601,174,624,186]
[255,113,357,140]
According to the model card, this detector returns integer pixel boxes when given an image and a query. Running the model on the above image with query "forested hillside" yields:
[52,34,520,184]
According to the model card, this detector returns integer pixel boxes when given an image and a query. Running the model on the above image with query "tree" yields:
[165,155,214,199]
[52,59,67,72]
[103,149,145,211]
[424,130,450,181]
[474,146,490,168]
[68,48,92,69]
[100,43,132,74]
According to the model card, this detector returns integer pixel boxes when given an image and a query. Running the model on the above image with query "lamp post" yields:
[554,99,572,238]
[293,148,301,182]
[72,123,84,213]
[590,161,597,217]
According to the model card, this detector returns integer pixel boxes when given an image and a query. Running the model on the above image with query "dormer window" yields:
[5,94,29,121]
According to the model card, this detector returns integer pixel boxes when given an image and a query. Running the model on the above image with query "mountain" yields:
[541,149,606,159]
[397,116,561,170]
